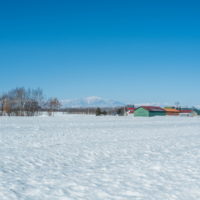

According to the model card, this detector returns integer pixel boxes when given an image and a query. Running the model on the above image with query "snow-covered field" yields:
[1,114,200,200]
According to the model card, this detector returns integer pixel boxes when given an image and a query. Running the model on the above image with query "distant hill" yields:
[61,96,125,108]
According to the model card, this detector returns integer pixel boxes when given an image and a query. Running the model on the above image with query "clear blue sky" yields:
[0,0,200,105]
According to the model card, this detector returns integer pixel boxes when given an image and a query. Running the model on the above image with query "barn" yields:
[134,106,166,117]
[126,107,136,115]
[179,109,198,117]
[164,108,180,116]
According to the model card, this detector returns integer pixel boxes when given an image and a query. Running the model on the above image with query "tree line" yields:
[0,87,61,116]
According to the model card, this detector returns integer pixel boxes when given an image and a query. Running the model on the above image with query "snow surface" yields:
[0,114,200,200]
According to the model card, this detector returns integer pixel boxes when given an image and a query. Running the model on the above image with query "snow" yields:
[0,115,200,200]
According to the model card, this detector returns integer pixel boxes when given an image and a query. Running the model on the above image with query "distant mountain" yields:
[61,96,125,108]
[134,102,171,107]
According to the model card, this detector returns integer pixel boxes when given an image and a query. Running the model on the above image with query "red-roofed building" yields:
[179,109,197,117]
[126,107,136,114]
[134,106,166,117]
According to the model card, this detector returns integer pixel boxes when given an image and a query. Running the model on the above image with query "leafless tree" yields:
[0,87,45,116]
[47,98,61,116]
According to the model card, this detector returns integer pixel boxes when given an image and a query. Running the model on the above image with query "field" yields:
[0,114,200,200]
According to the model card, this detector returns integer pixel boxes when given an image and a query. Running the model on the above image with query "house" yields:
[164,108,180,116]
[179,109,197,117]
[126,107,136,115]
[134,106,166,117]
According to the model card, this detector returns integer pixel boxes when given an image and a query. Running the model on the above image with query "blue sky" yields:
[0,0,200,105]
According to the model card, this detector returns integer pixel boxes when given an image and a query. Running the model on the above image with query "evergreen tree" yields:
[102,110,107,115]
[96,107,101,116]
[117,108,123,116]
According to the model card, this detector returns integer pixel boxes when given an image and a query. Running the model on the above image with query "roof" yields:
[127,107,136,111]
[179,110,193,113]
[139,106,165,112]
[164,108,180,113]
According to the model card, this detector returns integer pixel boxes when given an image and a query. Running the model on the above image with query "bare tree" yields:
[175,101,180,110]
[0,87,45,116]
[47,98,61,116]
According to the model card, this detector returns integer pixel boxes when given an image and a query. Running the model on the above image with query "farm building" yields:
[164,108,180,116]
[179,109,198,117]
[126,107,136,115]
[134,106,166,117]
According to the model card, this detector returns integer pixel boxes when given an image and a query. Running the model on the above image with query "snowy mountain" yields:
[61,96,125,108]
